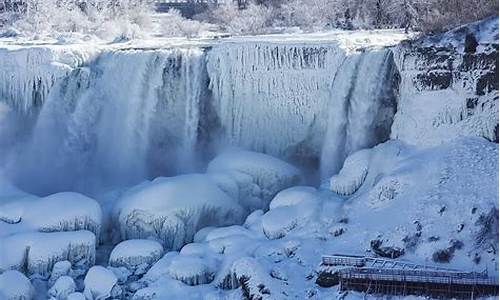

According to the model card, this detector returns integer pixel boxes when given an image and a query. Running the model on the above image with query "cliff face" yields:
[391,17,499,145]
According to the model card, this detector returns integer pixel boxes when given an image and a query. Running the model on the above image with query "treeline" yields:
[199,0,499,34]
[0,0,497,39]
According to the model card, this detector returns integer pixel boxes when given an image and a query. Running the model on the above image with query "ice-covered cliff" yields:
[392,17,499,145]
[0,31,407,195]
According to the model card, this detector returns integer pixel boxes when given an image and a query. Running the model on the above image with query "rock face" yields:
[391,17,499,145]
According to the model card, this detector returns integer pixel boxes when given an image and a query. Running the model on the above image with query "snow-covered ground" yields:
[0,18,498,300]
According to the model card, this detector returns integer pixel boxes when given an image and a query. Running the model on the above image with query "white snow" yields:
[0,270,34,300]
[108,239,164,274]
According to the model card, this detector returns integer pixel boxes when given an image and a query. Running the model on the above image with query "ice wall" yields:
[0,39,399,194]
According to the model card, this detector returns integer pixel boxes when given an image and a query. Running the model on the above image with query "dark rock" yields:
[370,239,405,259]
[474,208,499,248]
[415,71,452,90]
[432,248,453,262]
[464,33,479,53]
[316,271,340,287]
[427,236,440,242]
[338,218,349,224]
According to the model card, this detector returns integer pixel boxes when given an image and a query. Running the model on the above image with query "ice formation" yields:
[108,239,164,274]
[114,174,245,250]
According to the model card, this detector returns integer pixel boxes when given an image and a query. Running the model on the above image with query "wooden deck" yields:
[317,254,498,298]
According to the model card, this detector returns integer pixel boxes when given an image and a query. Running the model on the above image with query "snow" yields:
[207,149,302,211]
[0,270,34,300]
[133,137,498,299]
[83,266,119,300]
[114,174,245,251]
[108,240,164,274]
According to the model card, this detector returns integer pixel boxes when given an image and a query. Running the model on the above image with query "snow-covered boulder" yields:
[167,255,217,286]
[0,189,101,277]
[262,186,320,239]
[207,150,302,211]
[217,257,286,299]
[0,270,34,300]
[48,261,72,286]
[108,239,163,275]
[1,230,96,277]
[48,276,76,299]
[114,174,245,251]
[22,192,102,238]
[83,266,120,300]
[329,149,371,196]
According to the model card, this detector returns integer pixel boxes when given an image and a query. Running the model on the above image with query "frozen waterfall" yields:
[0,41,398,194]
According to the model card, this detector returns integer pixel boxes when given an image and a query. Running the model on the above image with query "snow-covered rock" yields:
[114,174,245,251]
[167,255,217,286]
[48,261,72,286]
[83,266,120,300]
[108,240,163,275]
[207,150,303,211]
[391,17,498,145]
[0,270,34,300]
[329,148,371,196]
[48,276,76,299]
[1,230,96,277]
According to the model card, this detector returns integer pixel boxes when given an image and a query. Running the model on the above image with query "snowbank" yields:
[114,174,245,251]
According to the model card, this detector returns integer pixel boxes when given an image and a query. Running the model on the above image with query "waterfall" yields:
[320,49,397,177]
[207,43,346,159]
[0,41,398,195]
[4,48,206,195]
